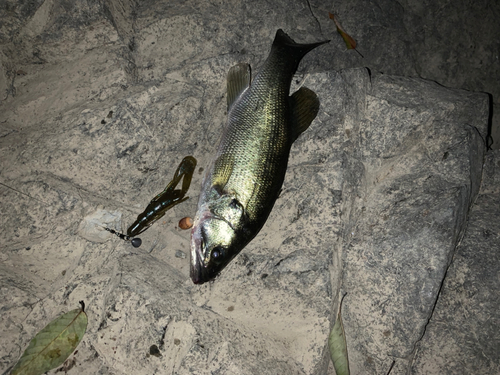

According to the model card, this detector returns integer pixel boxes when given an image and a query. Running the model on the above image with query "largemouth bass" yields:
[190,30,329,284]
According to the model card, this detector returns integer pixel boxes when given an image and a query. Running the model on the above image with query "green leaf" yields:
[328,294,350,375]
[11,301,88,375]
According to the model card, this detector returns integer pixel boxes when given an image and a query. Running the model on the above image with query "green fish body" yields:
[190,30,329,284]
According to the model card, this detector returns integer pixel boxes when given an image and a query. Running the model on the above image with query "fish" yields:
[190,30,329,284]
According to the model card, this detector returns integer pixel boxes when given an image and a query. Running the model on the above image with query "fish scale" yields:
[190,29,329,284]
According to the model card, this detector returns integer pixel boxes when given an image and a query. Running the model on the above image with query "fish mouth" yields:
[189,222,204,284]
[190,248,218,285]
[190,260,205,285]
[190,208,239,284]
[189,212,219,285]
[190,232,207,284]
[190,261,217,285]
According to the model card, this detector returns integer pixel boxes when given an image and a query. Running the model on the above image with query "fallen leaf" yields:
[329,12,357,50]
[328,293,350,375]
[11,301,88,375]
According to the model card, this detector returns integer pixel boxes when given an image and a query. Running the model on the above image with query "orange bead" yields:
[179,217,193,230]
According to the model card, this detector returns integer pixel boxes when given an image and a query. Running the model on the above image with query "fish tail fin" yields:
[272,29,329,68]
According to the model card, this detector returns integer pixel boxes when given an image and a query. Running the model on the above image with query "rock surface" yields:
[411,150,500,375]
[0,1,497,374]
[338,72,488,374]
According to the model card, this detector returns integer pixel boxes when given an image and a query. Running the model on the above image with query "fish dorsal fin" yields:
[227,63,251,110]
[290,87,320,142]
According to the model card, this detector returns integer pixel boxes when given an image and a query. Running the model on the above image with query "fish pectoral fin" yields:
[211,153,235,192]
[290,86,320,142]
[227,63,251,110]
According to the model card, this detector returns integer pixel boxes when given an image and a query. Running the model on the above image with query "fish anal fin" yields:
[227,63,251,110]
[290,86,320,142]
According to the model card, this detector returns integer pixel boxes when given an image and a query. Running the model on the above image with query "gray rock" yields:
[0,1,496,374]
[78,209,123,243]
[338,71,488,374]
[411,150,500,375]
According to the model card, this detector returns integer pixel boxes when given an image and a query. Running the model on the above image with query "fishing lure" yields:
[105,227,143,248]
[107,155,197,247]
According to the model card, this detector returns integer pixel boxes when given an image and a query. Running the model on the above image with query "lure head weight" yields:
[130,238,142,248]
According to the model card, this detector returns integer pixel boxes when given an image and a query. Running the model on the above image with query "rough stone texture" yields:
[0,0,497,374]
[339,72,488,374]
[411,150,500,375]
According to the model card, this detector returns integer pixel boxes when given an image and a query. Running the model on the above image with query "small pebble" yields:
[175,250,186,259]
[179,217,193,230]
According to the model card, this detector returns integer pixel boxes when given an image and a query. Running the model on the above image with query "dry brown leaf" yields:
[328,12,359,52]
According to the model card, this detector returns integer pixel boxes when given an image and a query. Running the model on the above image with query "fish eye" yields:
[211,246,225,264]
